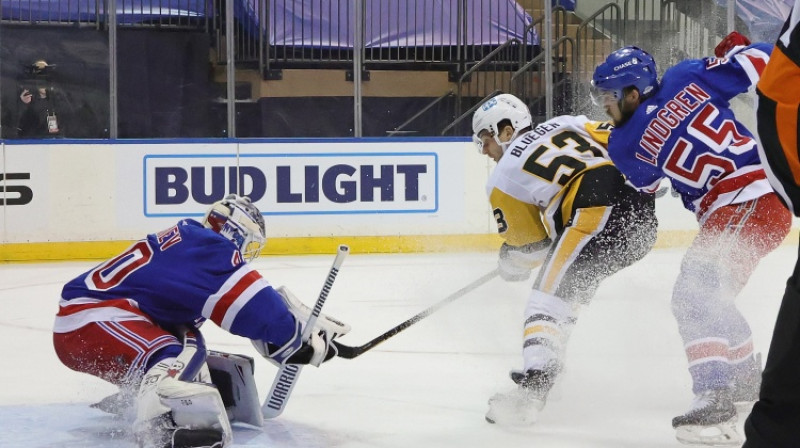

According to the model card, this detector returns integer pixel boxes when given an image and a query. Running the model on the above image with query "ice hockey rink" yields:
[0,244,795,447]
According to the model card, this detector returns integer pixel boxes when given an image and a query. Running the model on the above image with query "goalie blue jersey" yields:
[607,43,774,221]
[60,219,295,345]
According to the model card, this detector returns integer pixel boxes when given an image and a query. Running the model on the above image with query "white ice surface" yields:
[0,246,794,447]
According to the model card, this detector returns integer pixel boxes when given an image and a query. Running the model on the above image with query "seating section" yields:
[2,0,781,137]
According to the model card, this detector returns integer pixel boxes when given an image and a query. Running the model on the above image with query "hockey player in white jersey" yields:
[472,94,657,425]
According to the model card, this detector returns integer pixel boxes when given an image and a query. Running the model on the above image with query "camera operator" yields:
[15,60,63,138]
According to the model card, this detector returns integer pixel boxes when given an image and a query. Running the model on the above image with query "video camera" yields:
[23,60,55,77]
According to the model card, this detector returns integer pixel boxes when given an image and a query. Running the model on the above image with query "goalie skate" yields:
[672,389,740,446]
[135,412,224,448]
[485,364,559,426]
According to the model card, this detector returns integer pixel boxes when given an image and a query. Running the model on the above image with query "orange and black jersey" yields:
[756,7,800,215]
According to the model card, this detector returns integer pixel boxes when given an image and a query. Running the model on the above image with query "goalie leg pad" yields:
[134,331,233,447]
[135,367,233,447]
[158,377,231,432]
[207,350,263,427]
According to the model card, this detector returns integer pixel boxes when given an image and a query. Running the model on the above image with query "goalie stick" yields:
[262,244,349,419]
[333,268,499,359]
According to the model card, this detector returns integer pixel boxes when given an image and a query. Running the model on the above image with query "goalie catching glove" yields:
[253,286,351,367]
[498,239,551,282]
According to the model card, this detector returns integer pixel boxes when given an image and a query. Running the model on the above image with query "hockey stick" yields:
[333,268,499,359]
[262,244,349,419]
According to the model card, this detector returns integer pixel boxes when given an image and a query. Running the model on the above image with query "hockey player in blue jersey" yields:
[52,194,350,448]
[592,45,792,445]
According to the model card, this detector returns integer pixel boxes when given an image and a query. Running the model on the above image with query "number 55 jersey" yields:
[607,43,774,223]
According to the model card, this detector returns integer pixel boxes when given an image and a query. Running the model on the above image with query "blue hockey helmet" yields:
[591,46,658,105]
[203,194,266,262]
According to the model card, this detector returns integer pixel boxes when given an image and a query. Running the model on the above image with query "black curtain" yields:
[117,29,215,138]
[258,96,457,137]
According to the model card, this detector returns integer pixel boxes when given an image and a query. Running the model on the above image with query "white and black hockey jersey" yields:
[486,115,614,246]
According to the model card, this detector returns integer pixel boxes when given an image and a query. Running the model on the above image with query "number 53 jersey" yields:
[487,115,616,246]
[608,43,775,223]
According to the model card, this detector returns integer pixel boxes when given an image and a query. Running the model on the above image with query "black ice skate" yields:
[672,388,739,446]
[135,412,224,448]
[169,428,224,448]
[485,362,560,426]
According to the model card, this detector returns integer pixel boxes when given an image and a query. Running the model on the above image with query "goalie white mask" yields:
[472,93,532,154]
[203,194,266,262]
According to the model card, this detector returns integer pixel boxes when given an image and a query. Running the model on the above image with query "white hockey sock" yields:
[522,290,575,371]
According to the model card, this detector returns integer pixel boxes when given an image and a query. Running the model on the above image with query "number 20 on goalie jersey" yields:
[487,115,614,246]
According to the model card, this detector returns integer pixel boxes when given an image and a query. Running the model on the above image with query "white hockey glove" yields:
[252,286,351,367]
[498,240,551,282]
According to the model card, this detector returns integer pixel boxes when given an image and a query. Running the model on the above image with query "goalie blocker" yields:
[251,286,351,367]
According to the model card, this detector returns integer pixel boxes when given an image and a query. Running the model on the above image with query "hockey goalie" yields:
[52,194,350,447]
